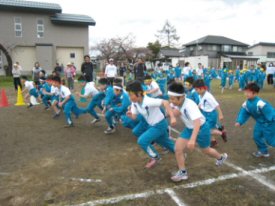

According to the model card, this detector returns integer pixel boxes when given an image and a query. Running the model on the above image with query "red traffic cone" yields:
[0,89,9,107]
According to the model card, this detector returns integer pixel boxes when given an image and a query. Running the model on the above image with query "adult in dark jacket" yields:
[81,55,94,82]
[134,58,146,81]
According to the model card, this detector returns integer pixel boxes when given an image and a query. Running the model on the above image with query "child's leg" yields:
[263,122,275,147]
[132,116,148,138]
[201,147,222,159]
[52,101,60,114]
[64,100,74,125]
[87,100,100,119]
[137,126,161,159]
[42,95,50,107]
[253,124,268,154]
[105,110,116,128]
[174,138,188,170]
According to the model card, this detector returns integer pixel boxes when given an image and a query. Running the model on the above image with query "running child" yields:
[20,76,40,108]
[126,80,176,168]
[184,77,200,105]
[235,83,275,157]
[168,82,228,182]
[194,79,227,147]
[52,76,83,127]
[143,74,163,98]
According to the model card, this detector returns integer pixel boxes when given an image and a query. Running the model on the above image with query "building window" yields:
[233,46,238,52]
[14,17,22,37]
[248,52,253,56]
[267,52,275,58]
[190,46,194,51]
[37,19,44,38]
[222,45,231,52]
[70,53,75,58]
[198,45,202,51]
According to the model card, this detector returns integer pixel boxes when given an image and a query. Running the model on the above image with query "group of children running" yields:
[19,66,275,182]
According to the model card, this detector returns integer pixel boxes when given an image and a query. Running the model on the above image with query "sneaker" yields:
[104,127,116,134]
[221,130,227,142]
[52,112,60,119]
[216,153,228,166]
[171,170,188,182]
[161,147,169,155]
[145,157,160,169]
[64,123,74,128]
[252,151,270,158]
[91,118,100,124]
[211,140,218,148]
[27,103,33,108]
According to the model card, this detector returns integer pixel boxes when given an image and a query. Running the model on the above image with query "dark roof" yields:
[0,0,62,13]
[249,42,275,49]
[159,48,182,57]
[51,13,96,26]
[184,35,249,47]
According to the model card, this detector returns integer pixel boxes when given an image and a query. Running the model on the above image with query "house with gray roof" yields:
[157,48,183,66]
[182,35,258,69]
[0,0,96,75]
[246,42,275,65]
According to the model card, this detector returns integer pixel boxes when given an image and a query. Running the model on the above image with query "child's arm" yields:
[216,106,224,121]
[162,100,176,126]
[58,95,70,108]
[146,88,159,94]
[187,118,200,151]
[235,105,251,126]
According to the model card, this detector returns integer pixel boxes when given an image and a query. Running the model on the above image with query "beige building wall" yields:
[0,10,89,74]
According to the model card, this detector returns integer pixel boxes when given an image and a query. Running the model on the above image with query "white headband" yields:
[168,91,185,97]
[113,85,122,90]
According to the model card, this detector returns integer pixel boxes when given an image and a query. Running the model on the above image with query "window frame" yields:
[37,18,44,38]
[14,17,22,38]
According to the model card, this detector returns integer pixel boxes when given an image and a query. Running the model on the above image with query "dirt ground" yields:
[0,80,275,206]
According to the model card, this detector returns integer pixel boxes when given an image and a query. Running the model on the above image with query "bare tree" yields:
[156,20,180,48]
[0,44,12,76]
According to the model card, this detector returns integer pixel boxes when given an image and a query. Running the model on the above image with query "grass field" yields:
[0,79,274,206]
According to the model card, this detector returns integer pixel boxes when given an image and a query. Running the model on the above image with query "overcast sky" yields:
[41,0,274,47]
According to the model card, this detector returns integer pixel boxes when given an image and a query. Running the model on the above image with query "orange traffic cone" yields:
[15,86,26,106]
[0,89,9,107]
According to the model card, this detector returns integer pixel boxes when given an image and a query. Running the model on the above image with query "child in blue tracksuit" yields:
[220,67,228,93]
[235,67,240,82]
[235,83,275,157]
[228,70,234,89]
[104,84,131,134]
[174,64,182,81]
[184,77,200,105]
[40,77,52,109]
[20,75,40,108]
[194,79,227,147]
[84,78,110,124]
[126,80,176,169]
[52,76,83,127]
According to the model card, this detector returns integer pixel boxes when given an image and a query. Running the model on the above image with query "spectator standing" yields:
[104,58,117,85]
[81,55,94,82]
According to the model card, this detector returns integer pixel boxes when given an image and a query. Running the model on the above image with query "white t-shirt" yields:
[24,81,34,91]
[182,66,191,76]
[266,67,275,75]
[177,98,206,129]
[105,64,117,78]
[148,81,162,97]
[84,82,99,97]
[59,85,71,99]
[50,85,59,96]
[199,91,219,112]
[131,95,164,126]
[196,68,204,76]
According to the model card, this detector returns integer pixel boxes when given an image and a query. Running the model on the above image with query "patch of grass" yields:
[0,76,13,88]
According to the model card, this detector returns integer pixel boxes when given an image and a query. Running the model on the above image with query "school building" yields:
[181,35,259,69]
[0,0,96,75]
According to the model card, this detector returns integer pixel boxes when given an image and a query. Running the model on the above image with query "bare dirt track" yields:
[0,81,275,206]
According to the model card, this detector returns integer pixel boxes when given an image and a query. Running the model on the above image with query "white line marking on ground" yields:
[165,189,187,206]
[169,126,181,135]
[225,162,275,191]
[170,127,275,191]
[71,166,275,206]
[60,177,102,183]
[0,172,10,176]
